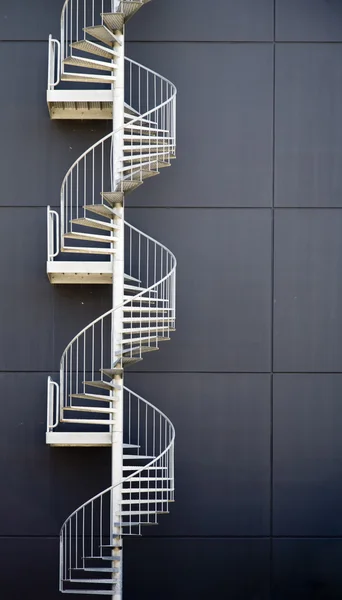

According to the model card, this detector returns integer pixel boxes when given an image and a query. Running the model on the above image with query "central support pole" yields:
[111,3,125,598]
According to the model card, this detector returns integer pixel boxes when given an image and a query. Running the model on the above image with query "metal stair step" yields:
[124,284,157,294]
[84,556,121,562]
[71,217,120,232]
[114,521,157,527]
[64,579,116,584]
[64,232,117,244]
[120,326,175,335]
[129,169,159,181]
[84,25,122,46]
[60,591,113,595]
[119,346,159,356]
[116,180,144,193]
[123,296,169,304]
[124,124,168,134]
[122,151,172,163]
[84,204,122,219]
[122,488,170,492]
[61,245,116,255]
[116,510,169,516]
[71,392,118,403]
[63,56,118,72]
[61,418,115,425]
[123,316,174,323]
[120,499,170,505]
[101,12,125,31]
[74,567,120,573]
[123,478,172,482]
[70,40,120,59]
[123,144,175,152]
[123,134,173,142]
[122,455,155,460]
[62,72,116,84]
[101,191,125,205]
[123,307,172,313]
[83,380,121,392]
[120,1,146,21]
[124,274,141,283]
[122,466,168,471]
[122,335,169,345]
[63,406,116,414]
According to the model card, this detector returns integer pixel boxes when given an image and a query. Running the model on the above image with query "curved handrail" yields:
[60,59,176,186]
[60,386,175,529]
[60,221,176,363]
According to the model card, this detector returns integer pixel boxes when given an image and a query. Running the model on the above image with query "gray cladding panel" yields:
[126,42,273,208]
[0,43,110,208]
[126,372,271,536]
[0,208,53,371]
[273,375,342,536]
[273,210,342,372]
[126,208,272,372]
[126,0,274,42]
[273,539,342,599]
[0,0,274,41]
[0,373,110,536]
[124,538,270,600]
[275,44,342,208]
[276,0,342,41]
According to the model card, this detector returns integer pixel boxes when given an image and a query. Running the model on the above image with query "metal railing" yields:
[60,0,146,67]
[47,206,60,261]
[59,386,175,592]
[58,221,176,417]
[58,58,176,243]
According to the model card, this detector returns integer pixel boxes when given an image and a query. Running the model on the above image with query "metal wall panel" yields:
[275,44,342,208]
[273,374,342,537]
[276,0,342,42]
[273,539,342,599]
[273,210,342,372]
[0,0,274,42]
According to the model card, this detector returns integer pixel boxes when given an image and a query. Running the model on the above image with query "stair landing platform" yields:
[47,260,112,284]
[47,89,113,120]
[46,431,111,446]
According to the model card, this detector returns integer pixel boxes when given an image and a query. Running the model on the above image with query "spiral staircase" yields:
[45,1,177,596]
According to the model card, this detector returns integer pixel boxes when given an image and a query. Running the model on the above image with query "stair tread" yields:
[64,406,116,414]
[117,510,169,515]
[101,12,125,31]
[71,217,119,232]
[74,568,119,573]
[123,316,174,322]
[64,579,116,584]
[70,40,119,59]
[84,25,122,46]
[120,326,175,334]
[63,56,117,72]
[64,232,117,244]
[61,246,116,255]
[62,72,116,84]
[84,204,122,219]
[71,393,118,402]
[60,590,113,595]
[122,466,167,470]
[62,418,115,425]
[83,381,121,392]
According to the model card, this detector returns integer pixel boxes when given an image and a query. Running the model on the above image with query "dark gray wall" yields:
[1,1,342,598]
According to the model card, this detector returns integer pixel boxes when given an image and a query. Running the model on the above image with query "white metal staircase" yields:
[46,1,177,596]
